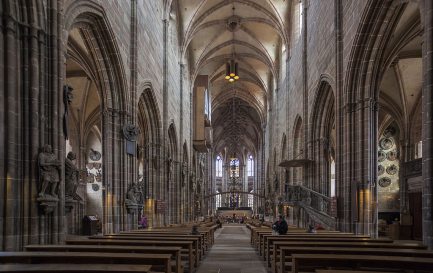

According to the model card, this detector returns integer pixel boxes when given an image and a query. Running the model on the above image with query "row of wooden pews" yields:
[0,222,218,273]
[249,225,433,273]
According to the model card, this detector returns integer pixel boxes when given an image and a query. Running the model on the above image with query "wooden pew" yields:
[254,229,344,250]
[272,241,426,273]
[89,235,200,267]
[25,244,183,273]
[0,264,152,273]
[129,227,214,246]
[0,252,167,272]
[291,253,433,273]
[115,233,207,254]
[261,233,372,257]
[316,271,394,273]
[278,246,433,273]
[264,236,392,265]
[123,230,210,248]
[66,239,195,272]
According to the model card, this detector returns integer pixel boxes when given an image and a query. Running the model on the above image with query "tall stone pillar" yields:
[422,0,433,249]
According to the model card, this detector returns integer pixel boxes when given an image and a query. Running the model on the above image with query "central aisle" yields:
[197,224,268,273]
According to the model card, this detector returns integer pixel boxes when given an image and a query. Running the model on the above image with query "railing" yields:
[285,185,336,229]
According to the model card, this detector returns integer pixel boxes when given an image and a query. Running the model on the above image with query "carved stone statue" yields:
[167,157,173,181]
[190,171,196,191]
[63,85,73,140]
[181,161,188,188]
[38,144,61,198]
[273,172,279,192]
[196,178,202,194]
[199,159,205,179]
[126,183,141,204]
[125,183,143,214]
[122,123,140,141]
[65,152,79,200]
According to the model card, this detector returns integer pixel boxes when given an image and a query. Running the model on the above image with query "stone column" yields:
[162,18,169,226]
[422,0,433,249]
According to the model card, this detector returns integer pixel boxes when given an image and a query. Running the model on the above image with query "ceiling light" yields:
[225,59,239,82]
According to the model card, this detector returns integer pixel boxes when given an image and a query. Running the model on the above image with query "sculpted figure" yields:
[181,161,188,187]
[167,157,173,181]
[65,152,79,199]
[273,172,279,192]
[190,170,196,191]
[63,85,73,140]
[38,144,61,198]
[126,183,141,204]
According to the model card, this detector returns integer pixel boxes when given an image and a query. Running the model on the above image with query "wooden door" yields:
[409,192,422,240]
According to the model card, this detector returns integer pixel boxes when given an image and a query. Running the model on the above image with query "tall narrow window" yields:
[248,192,254,207]
[216,191,221,208]
[248,155,254,176]
[330,158,336,197]
[415,141,422,159]
[216,155,222,177]
[230,158,240,177]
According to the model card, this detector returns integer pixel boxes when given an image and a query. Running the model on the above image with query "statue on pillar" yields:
[38,144,61,198]
[273,172,279,192]
[181,161,188,188]
[125,183,143,214]
[65,152,80,200]
[167,157,173,181]
[190,171,196,192]
[63,85,73,140]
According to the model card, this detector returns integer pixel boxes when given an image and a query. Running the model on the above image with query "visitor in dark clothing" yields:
[272,215,288,235]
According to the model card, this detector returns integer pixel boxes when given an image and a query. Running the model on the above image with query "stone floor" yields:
[196,224,268,273]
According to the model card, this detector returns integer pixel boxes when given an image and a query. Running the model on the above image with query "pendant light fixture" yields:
[225,5,240,83]
[225,59,239,82]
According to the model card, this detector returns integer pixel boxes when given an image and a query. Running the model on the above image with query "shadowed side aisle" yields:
[196,225,268,273]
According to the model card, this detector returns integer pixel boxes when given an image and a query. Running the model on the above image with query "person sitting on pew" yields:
[307,224,317,233]
[216,218,222,229]
[272,215,288,235]
[191,225,200,235]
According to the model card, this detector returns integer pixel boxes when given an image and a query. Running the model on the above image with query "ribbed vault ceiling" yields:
[175,0,290,155]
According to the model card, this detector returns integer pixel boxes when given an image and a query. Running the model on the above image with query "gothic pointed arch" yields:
[310,80,335,195]
[64,0,128,112]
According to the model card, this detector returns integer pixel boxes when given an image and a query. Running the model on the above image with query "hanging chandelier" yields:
[225,59,239,82]
[225,5,239,83]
